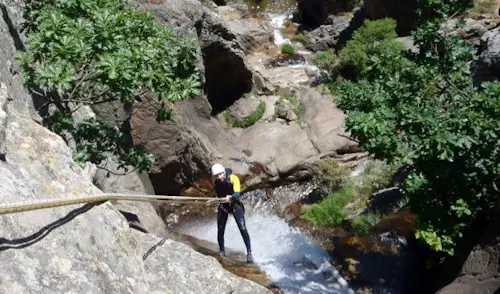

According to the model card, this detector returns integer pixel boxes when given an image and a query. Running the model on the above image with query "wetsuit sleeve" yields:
[230,174,241,198]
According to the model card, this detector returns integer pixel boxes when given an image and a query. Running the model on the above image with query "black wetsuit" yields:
[214,168,252,253]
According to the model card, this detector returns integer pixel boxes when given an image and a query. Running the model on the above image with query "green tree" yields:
[16,0,201,172]
[332,1,500,255]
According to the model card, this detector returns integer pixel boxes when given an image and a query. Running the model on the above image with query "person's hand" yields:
[225,195,232,203]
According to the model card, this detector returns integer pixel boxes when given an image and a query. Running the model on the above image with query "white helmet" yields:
[211,163,225,176]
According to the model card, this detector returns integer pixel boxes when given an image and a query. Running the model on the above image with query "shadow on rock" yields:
[0,202,103,251]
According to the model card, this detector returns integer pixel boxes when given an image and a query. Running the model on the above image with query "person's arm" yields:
[230,174,241,199]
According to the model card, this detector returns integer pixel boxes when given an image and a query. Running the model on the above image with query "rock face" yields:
[0,3,271,293]
[437,203,500,294]
[135,231,271,294]
[199,8,254,113]
[217,5,273,53]
[130,94,217,196]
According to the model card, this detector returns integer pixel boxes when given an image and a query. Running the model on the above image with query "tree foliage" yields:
[16,0,201,172]
[330,1,500,255]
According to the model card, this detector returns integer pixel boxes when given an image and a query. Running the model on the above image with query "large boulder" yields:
[217,5,273,53]
[473,26,500,84]
[437,203,500,294]
[298,87,360,156]
[304,11,365,52]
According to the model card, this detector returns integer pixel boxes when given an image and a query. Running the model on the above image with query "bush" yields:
[350,212,381,233]
[314,50,342,81]
[16,0,200,172]
[302,185,356,227]
[281,43,295,55]
[315,157,351,197]
[338,18,406,77]
[291,33,307,44]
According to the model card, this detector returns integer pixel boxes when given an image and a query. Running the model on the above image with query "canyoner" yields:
[211,163,254,264]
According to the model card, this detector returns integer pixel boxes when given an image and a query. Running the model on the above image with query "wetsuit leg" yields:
[217,205,229,252]
[233,204,251,252]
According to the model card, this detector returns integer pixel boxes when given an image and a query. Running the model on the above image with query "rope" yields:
[0,193,227,215]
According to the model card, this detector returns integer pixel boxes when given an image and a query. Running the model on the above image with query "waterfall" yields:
[179,184,355,294]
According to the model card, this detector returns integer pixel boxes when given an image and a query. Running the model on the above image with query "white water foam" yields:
[269,13,292,45]
[181,212,354,294]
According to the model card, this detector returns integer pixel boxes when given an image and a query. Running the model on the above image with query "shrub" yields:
[350,212,381,233]
[314,50,342,81]
[281,43,295,55]
[338,18,406,77]
[314,157,351,197]
[291,33,307,44]
[302,185,356,227]
[16,0,200,172]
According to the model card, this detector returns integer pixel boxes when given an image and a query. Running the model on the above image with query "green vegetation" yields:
[302,184,356,227]
[281,43,295,55]
[313,50,341,82]
[338,18,406,76]
[302,158,395,228]
[16,0,200,172]
[225,101,266,128]
[350,212,381,233]
[280,93,302,118]
[314,157,351,198]
[291,33,307,44]
[318,0,499,255]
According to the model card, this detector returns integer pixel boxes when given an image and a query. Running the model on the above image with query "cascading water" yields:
[265,12,320,72]
[179,184,355,294]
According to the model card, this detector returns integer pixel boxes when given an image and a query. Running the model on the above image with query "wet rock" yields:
[265,54,306,68]
[366,187,405,215]
[334,231,424,293]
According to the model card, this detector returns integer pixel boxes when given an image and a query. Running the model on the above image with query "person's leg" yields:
[217,206,229,256]
[233,203,253,262]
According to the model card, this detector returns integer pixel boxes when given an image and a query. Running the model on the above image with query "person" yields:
[211,163,253,263]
